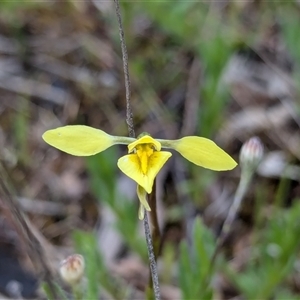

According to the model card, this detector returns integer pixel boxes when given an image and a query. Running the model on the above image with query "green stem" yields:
[209,169,253,275]
[217,171,252,245]
[72,284,83,300]
[113,136,135,145]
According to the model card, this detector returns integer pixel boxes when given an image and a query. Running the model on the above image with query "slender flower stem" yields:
[205,170,253,288]
[219,172,251,244]
[207,137,263,284]
[113,1,160,299]
[113,0,135,139]
[148,180,161,258]
[143,213,161,300]
[147,180,161,299]
[72,285,83,300]
[210,169,253,266]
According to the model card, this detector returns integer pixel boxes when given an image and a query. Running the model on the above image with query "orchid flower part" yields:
[159,136,237,171]
[137,185,150,220]
[117,135,172,194]
[42,125,116,156]
[42,125,237,219]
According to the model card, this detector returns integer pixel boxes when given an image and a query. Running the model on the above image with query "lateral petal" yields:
[172,136,237,171]
[42,125,116,156]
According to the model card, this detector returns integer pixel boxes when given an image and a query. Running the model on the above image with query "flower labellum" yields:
[118,134,172,194]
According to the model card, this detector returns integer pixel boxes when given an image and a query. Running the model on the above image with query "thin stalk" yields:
[147,179,162,300]
[143,213,161,300]
[113,0,135,139]
[210,169,253,267]
[148,179,161,258]
[113,1,160,299]
[72,285,83,300]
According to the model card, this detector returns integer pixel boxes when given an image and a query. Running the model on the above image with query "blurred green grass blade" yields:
[229,202,300,299]
[86,148,118,206]
[161,243,176,284]
[275,289,299,300]
[192,218,215,299]
[179,241,192,299]
[73,231,130,299]
[42,281,69,300]
[73,231,101,299]
[225,266,260,300]
[179,218,215,299]
[275,177,291,208]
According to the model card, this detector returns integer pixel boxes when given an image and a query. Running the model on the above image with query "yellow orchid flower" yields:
[43,125,237,219]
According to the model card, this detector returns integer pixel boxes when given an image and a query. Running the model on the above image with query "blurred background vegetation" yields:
[0,0,300,299]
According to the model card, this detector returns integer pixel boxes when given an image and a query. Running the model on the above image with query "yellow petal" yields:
[138,204,145,220]
[171,136,237,171]
[117,151,172,193]
[147,151,172,187]
[42,125,116,156]
[136,184,151,220]
[128,135,161,153]
[137,185,151,212]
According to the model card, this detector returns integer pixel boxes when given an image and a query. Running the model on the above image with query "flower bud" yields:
[59,254,85,286]
[239,137,264,171]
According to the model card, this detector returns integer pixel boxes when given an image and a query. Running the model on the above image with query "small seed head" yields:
[59,254,85,286]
